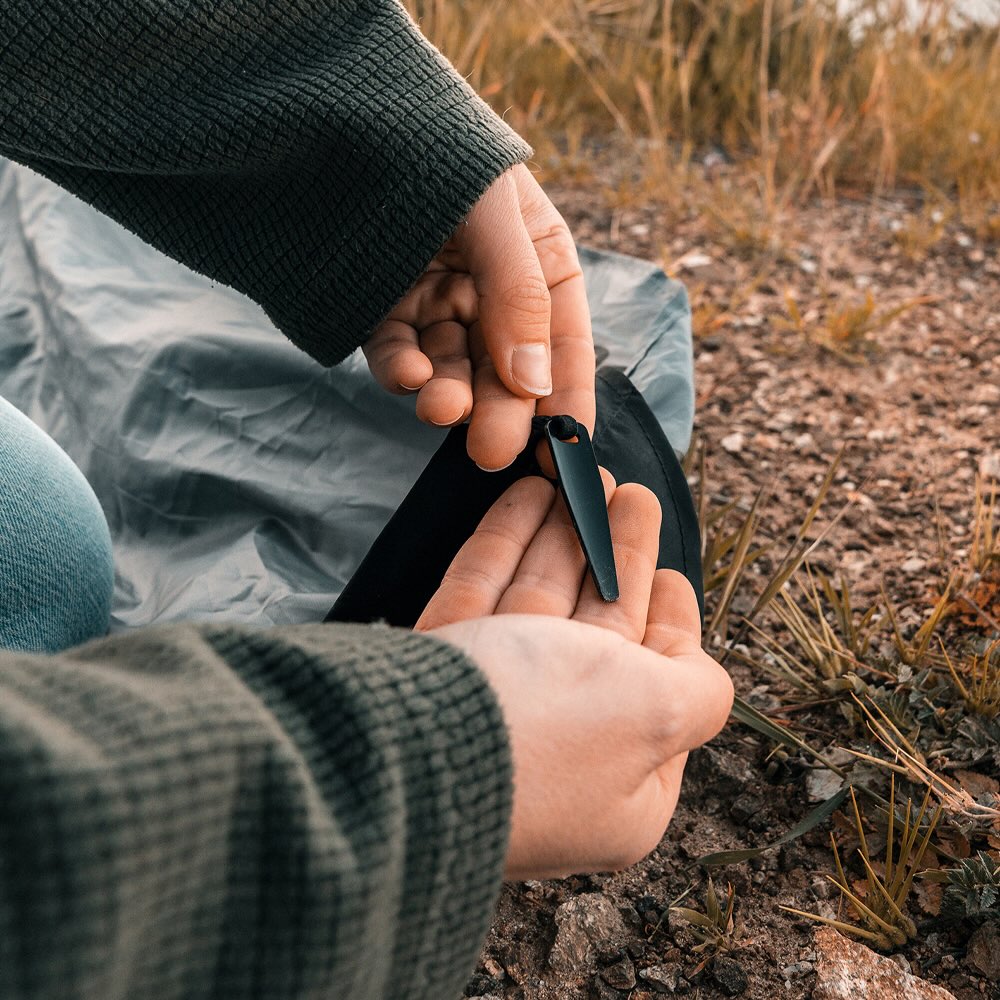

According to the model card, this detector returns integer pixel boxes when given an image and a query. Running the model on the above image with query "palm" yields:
[418,473,733,879]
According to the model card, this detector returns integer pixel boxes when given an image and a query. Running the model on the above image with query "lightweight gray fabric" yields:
[0,160,694,631]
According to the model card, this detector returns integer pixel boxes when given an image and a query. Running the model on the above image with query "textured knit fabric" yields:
[0,622,512,999]
[0,395,114,652]
[0,0,531,365]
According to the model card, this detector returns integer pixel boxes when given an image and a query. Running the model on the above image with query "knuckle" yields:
[495,272,551,318]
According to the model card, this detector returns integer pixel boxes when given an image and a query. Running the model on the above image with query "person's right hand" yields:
[416,476,733,881]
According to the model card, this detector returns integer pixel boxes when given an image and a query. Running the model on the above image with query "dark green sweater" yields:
[0,0,530,364]
[0,1,530,995]
[0,624,512,999]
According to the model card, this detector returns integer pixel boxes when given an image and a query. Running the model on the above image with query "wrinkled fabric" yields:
[0,160,694,630]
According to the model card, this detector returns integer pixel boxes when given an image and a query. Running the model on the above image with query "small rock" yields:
[465,972,503,996]
[811,876,834,900]
[813,927,958,999]
[980,452,1000,482]
[747,683,780,712]
[710,956,749,996]
[677,251,713,270]
[721,432,745,455]
[482,957,504,979]
[549,894,629,974]
[900,556,927,574]
[966,922,1000,980]
[940,954,957,972]
[591,978,626,1000]
[782,960,814,977]
[806,767,844,803]
[889,954,911,974]
[729,793,762,825]
[600,956,637,990]
[639,963,684,993]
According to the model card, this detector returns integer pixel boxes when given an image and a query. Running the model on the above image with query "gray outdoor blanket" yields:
[0,159,694,630]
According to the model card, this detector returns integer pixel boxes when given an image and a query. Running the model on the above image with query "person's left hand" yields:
[414,473,733,879]
[362,164,595,472]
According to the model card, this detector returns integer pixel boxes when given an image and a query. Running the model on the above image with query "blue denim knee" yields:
[1,396,114,652]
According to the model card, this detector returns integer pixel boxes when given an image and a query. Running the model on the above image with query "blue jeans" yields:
[0,396,114,652]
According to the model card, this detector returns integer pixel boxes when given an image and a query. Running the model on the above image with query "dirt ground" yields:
[465,170,999,999]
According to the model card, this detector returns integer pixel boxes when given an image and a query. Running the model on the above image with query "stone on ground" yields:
[813,927,957,1000]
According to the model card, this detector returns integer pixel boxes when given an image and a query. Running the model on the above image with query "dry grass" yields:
[407,0,1000,223]
[782,781,942,950]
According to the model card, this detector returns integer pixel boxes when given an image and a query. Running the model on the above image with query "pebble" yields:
[966,922,1000,980]
[639,962,685,993]
[979,452,1000,481]
[900,556,927,574]
[548,894,628,974]
[812,927,957,999]
[782,960,814,977]
[711,956,749,996]
[721,432,745,454]
[810,876,834,900]
[806,767,844,803]
[465,972,503,995]
[600,956,636,990]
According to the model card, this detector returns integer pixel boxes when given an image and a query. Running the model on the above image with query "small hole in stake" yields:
[548,415,579,441]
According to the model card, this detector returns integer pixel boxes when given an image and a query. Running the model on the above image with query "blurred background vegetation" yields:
[407,0,999,227]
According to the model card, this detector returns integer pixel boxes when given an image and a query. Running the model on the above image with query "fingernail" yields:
[475,457,516,473]
[398,382,424,392]
[511,344,552,396]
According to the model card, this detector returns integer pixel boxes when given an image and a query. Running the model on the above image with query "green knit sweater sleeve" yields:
[0,622,512,1000]
[0,0,531,364]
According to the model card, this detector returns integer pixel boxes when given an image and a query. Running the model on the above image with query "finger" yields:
[573,482,662,642]
[414,477,556,631]
[456,170,553,400]
[465,322,535,471]
[388,269,479,331]
[496,467,616,617]
[414,321,474,427]
[641,570,704,655]
[533,271,595,431]
[363,319,433,393]
[641,572,734,754]
[513,167,596,438]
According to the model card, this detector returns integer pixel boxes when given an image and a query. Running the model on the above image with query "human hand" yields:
[416,476,733,879]
[362,164,595,472]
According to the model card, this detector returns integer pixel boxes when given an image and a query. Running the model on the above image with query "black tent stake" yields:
[541,417,620,602]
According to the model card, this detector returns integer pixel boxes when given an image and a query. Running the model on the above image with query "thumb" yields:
[642,569,705,655]
[456,170,552,398]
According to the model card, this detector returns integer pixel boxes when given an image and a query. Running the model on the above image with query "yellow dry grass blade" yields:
[406,0,1000,212]
[844,698,1000,830]
[944,639,1000,718]
[971,475,1000,576]
[783,779,941,950]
